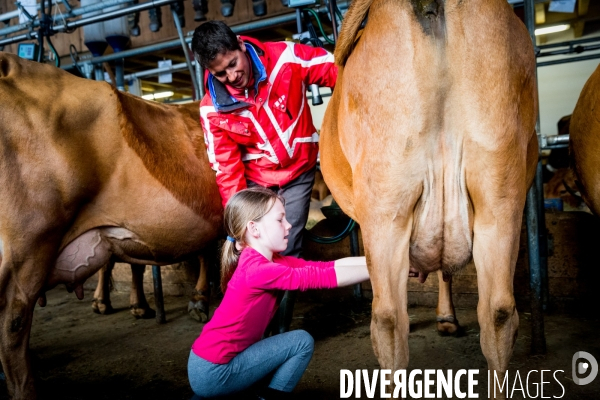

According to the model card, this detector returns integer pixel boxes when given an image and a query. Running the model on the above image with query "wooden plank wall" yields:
[1,0,294,57]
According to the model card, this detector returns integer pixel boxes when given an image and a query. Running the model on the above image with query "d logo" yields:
[572,351,598,385]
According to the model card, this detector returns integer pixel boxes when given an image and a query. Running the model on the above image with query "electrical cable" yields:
[302,8,335,45]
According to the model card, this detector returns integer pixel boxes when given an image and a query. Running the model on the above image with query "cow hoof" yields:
[92,299,114,315]
[436,315,460,336]
[130,304,156,319]
[188,301,209,323]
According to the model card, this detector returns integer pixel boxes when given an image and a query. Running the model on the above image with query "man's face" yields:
[207,38,251,89]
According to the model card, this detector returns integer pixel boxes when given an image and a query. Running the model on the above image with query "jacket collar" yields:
[207,40,267,113]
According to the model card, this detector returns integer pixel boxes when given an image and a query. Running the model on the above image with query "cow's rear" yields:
[321,0,538,385]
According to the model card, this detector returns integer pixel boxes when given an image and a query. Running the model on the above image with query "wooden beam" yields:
[535,3,546,24]
[573,20,585,38]
[579,0,590,16]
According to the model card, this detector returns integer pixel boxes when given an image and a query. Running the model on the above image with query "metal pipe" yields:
[535,161,549,311]
[523,0,536,46]
[0,0,178,45]
[152,265,166,324]
[66,39,183,67]
[124,61,189,80]
[227,1,348,34]
[60,2,350,70]
[94,64,104,81]
[171,5,199,100]
[54,0,177,31]
[545,134,570,145]
[195,60,205,99]
[526,183,547,355]
[524,0,546,355]
[507,0,546,4]
[62,11,306,69]
[537,52,600,67]
[543,144,569,150]
[115,58,125,90]
[538,44,600,58]
[295,8,302,36]
[538,36,600,50]
[0,0,61,23]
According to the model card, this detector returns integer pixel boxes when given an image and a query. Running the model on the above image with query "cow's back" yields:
[570,64,600,217]
[321,0,537,274]
[0,52,222,257]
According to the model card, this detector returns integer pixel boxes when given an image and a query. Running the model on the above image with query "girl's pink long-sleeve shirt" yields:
[191,247,337,364]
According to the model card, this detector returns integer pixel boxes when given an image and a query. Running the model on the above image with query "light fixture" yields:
[142,91,174,100]
[534,24,570,36]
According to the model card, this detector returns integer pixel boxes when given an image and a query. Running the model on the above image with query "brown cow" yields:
[570,64,600,217]
[0,52,223,399]
[320,0,538,389]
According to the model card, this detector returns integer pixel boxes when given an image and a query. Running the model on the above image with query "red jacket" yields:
[199,36,337,207]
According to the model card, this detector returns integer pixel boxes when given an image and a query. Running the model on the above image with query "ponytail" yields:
[220,239,241,293]
[220,187,284,293]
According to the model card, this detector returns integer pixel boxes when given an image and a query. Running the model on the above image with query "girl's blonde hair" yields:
[220,187,284,293]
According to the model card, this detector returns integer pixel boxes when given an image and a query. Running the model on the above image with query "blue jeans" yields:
[188,330,314,398]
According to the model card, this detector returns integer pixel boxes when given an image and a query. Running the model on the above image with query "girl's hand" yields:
[334,256,369,287]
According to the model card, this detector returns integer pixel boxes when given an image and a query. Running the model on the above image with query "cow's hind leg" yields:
[472,210,521,399]
[129,264,156,319]
[0,242,55,399]
[363,221,411,372]
[188,254,211,323]
[436,272,460,335]
[92,260,115,315]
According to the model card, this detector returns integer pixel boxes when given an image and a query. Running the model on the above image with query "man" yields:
[192,21,337,332]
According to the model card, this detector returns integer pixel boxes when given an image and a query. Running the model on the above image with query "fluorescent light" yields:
[142,91,174,100]
[535,24,570,36]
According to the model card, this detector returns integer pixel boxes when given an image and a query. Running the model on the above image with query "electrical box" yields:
[17,43,38,61]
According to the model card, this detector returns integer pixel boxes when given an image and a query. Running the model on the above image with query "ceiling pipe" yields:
[60,1,349,71]
[0,0,134,37]
[0,0,179,46]
[171,4,199,100]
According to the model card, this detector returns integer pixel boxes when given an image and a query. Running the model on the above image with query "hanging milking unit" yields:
[82,0,108,81]
[103,3,130,90]
[81,0,107,57]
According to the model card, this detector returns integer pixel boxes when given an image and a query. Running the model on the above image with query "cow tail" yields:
[334,0,373,67]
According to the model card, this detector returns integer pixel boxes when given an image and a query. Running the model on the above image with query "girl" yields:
[188,187,369,399]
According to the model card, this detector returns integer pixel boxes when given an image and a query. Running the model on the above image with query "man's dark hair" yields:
[192,21,241,69]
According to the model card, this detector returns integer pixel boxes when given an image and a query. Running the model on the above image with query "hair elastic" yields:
[226,236,235,243]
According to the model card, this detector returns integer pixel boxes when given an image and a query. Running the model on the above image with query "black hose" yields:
[304,218,357,244]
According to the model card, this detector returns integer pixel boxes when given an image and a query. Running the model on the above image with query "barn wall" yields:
[538,58,600,136]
